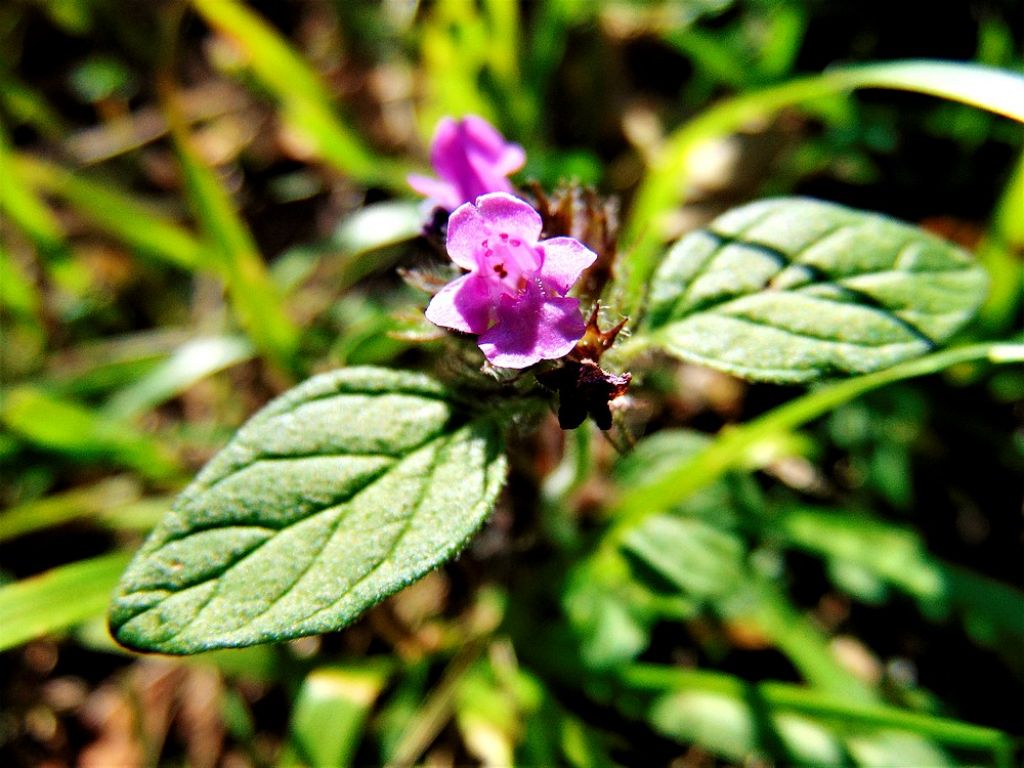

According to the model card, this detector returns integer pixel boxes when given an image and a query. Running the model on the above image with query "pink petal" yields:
[446,193,544,271]
[478,287,585,368]
[445,202,492,270]
[430,117,523,206]
[475,193,543,242]
[460,115,526,175]
[413,116,526,212]
[537,237,598,295]
[424,273,492,334]
[427,117,459,174]
[407,174,460,212]
[464,154,517,197]
[494,144,527,175]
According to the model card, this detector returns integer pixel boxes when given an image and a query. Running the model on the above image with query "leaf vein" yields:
[671,206,783,316]
[199,451,399,497]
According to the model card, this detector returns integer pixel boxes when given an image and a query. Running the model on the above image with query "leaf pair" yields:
[111,197,989,654]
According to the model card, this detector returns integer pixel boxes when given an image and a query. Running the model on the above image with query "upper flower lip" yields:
[446,193,596,297]
[447,193,544,273]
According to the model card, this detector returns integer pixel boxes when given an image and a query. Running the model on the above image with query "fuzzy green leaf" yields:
[109,367,507,654]
[642,198,988,382]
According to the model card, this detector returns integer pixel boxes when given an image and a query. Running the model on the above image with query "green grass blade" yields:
[103,335,254,419]
[756,4,807,80]
[162,85,300,370]
[190,0,408,190]
[0,386,181,480]
[278,664,390,768]
[840,61,1024,121]
[0,552,133,652]
[39,327,191,398]
[0,65,65,140]
[745,579,877,703]
[14,154,205,270]
[623,665,1014,767]
[0,476,142,544]
[418,0,500,131]
[606,342,1024,543]
[0,244,41,318]
[522,0,579,125]
[0,124,68,258]
[616,61,1024,319]
[976,150,1024,332]
[480,0,531,135]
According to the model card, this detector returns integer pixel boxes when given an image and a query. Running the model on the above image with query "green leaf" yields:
[0,552,132,652]
[562,555,651,670]
[109,367,507,654]
[774,505,1024,646]
[622,515,745,601]
[614,451,875,703]
[641,198,988,382]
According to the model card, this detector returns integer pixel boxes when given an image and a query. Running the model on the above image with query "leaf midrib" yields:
[658,311,932,352]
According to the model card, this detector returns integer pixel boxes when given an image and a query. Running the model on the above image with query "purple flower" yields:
[425,193,597,369]
[408,116,526,211]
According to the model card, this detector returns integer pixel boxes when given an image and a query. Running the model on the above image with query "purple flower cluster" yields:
[410,117,596,369]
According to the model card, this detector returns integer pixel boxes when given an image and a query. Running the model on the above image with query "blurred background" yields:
[1,1,1022,766]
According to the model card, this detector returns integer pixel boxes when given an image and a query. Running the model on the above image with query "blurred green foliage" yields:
[0,0,1022,765]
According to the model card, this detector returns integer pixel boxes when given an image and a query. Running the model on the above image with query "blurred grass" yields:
[0,552,133,653]
[976,150,1024,333]
[0,123,69,261]
[1,386,181,480]
[773,505,1024,647]
[191,0,410,190]
[159,77,300,372]
[1,1,1022,765]
[14,154,205,270]
[279,664,391,768]
[623,666,1015,768]
[0,476,164,543]
[614,60,1024,319]
[608,342,1024,533]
